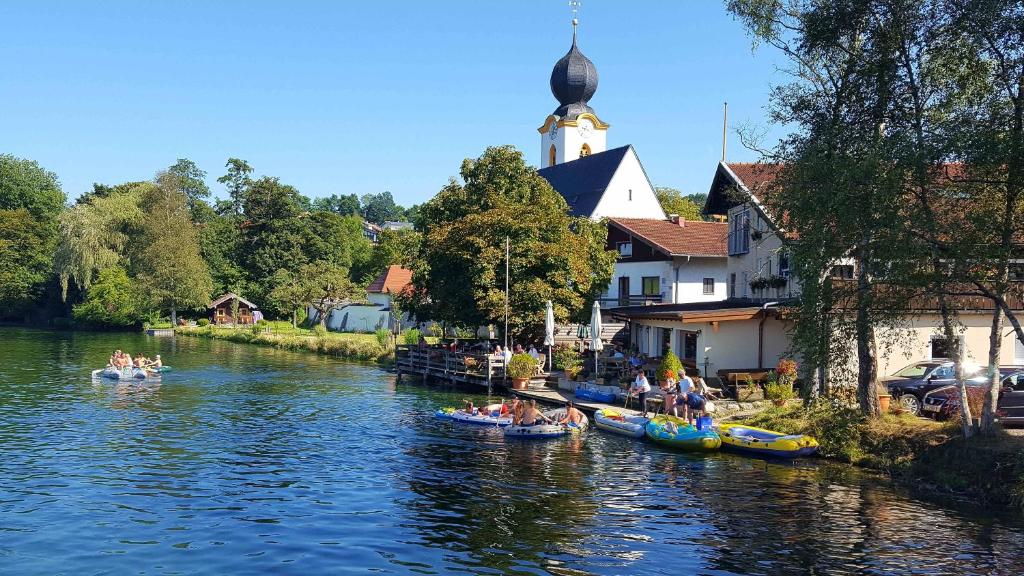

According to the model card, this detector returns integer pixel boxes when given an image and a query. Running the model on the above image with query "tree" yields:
[72,267,146,327]
[403,146,617,340]
[366,227,421,281]
[199,213,248,297]
[655,187,703,221]
[135,173,213,325]
[360,191,404,225]
[0,154,65,318]
[166,158,210,212]
[274,262,364,328]
[312,193,361,216]
[216,158,252,216]
[54,182,148,299]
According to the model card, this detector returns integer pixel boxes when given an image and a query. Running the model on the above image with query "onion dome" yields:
[549,26,598,120]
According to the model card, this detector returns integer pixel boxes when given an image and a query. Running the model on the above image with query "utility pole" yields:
[722,102,728,162]
[504,236,510,351]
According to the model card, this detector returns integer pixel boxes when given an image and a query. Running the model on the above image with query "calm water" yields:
[1,328,1022,575]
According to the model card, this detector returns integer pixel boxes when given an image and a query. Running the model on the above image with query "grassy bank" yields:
[177,322,393,363]
[738,401,1024,510]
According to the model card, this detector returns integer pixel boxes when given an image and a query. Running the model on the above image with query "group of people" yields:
[461,397,584,428]
[627,366,709,425]
[108,349,162,373]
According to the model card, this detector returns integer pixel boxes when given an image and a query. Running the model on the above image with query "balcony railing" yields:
[599,294,663,308]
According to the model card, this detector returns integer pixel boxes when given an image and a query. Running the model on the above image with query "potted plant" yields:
[877,392,892,413]
[661,350,684,381]
[507,353,536,390]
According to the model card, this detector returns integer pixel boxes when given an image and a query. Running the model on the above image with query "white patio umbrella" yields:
[590,300,604,375]
[543,300,555,372]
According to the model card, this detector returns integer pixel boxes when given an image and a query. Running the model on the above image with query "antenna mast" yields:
[722,102,728,162]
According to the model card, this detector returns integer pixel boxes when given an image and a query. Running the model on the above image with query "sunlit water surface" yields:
[1,328,1022,575]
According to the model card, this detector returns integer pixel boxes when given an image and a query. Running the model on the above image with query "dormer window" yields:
[617,242,633,257]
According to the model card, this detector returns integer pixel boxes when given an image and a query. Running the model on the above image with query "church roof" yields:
[367,265,413,294]
[538,145,631,217]
[549,29,599,120]
[608,218,729,257]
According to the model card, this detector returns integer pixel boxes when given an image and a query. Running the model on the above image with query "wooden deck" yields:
[512,387,645,417]
[394,345,547,394]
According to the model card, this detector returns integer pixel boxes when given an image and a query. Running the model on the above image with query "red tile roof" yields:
[724,162,784,203]
[608,218,729,257]
[367,265,413,294]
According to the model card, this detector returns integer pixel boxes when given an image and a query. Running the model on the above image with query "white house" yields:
[612,160,1024,387]
[602,216,728,308]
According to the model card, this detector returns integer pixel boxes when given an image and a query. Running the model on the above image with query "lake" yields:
[1,327,1022,575]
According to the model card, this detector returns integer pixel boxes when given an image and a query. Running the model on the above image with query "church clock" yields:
[577,118,593,139]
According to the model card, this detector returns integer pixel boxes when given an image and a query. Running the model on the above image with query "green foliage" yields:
[375,328,391,347]
[166,158,209,210]
[54,182,148,299]
[506,353,537,379]
[313,323,328,337]
[360,191,404,225]
[0,155,65,317]
[72,268,147,327]
[551,344,579,370]
[197,318,210,327]
[654,187,703,221]
[271,261,364,327]
[366,227,420,281]
[135,173,213,323]
[180,325,391,362]
[763,374,796,402]
[402,329,421,345]
[312,193,361,216]
[216,158,252,216]
[660,350,684,380]
[403,146,617,339]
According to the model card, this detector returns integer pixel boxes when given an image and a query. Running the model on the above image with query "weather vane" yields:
[569,0,580,28]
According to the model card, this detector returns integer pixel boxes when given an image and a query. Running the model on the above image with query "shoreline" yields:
[175,325,394,364]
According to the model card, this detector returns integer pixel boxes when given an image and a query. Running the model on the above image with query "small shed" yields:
[209,293,258,325]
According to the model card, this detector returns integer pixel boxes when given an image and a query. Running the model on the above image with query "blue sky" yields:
[0,1,787,207]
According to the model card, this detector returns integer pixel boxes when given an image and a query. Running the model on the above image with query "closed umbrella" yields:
[590,301,603,375]
[543,301,555,372]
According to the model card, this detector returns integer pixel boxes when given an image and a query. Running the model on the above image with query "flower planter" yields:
[878,393,891,413]
[511,377,529,390]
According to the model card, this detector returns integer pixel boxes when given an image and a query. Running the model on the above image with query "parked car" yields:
[922,369,1024,424]
[882,362,987,415]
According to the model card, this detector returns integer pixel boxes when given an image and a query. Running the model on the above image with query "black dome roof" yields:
[549,31,598,119]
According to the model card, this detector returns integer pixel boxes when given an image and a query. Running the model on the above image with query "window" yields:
[830,265,855,279]
[617,242,633,257]
[729,273,737,299]
[642,276,660,296]
[549,145,556,167]
[580,143,591,157]
[932,364,954,378]
[703,278,715,295]
[1011,263,1024,281]
[628,189,633,201]
[930,337,956,360]
[728,209,751,255]
[779,252,791,277]
[1016,338,1024,363]
[683,332,698,361]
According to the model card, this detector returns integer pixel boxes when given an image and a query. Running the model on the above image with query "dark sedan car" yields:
[922,370,1024,424]
[882,362,987,415]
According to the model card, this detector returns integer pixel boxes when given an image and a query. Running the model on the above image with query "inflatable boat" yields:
[645,415,721,451]
[717,423,819,458]
[574,384,619,403]
[93,367,155,381]
[593,408,648,438]
[504,408,589,439]
[435,403,513,426]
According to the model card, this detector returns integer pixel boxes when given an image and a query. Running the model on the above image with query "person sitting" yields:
[149,355,162,369]
[676,368,696,421]
[628,353,643,369]
[520,400,551,426]
[134,354,147,368]
[514,344,524,355]
[528,345,540,360]
[612,347,625,359]
[512,398,525,425]
[464,400,475,415]
[502,346,513,363]
[493,345,503,358]
[559,401,584,427]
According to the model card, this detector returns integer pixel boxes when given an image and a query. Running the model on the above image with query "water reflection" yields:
[0,327,1022,575]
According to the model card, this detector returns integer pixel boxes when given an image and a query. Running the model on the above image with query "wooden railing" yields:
[597,294,663,309]
[395,345,510,392]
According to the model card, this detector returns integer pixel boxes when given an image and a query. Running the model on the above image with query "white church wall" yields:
[591,148,666,220]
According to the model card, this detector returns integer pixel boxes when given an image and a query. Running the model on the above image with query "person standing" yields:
[630,369,652,418]
[676,368,695,422]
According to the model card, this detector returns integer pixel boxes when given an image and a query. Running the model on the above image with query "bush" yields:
[507,353,537,379]
[764,372,795,402]
[375,328,391,347]
[552,344,578,370]
[313,323,328,338]
[197,318,210,327]
[661,350,683,381]
[402,329,421,345]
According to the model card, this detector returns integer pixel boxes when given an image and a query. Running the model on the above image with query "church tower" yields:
[538,18,609,167]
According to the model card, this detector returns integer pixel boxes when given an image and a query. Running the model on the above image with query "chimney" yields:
[668,214,685,227]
